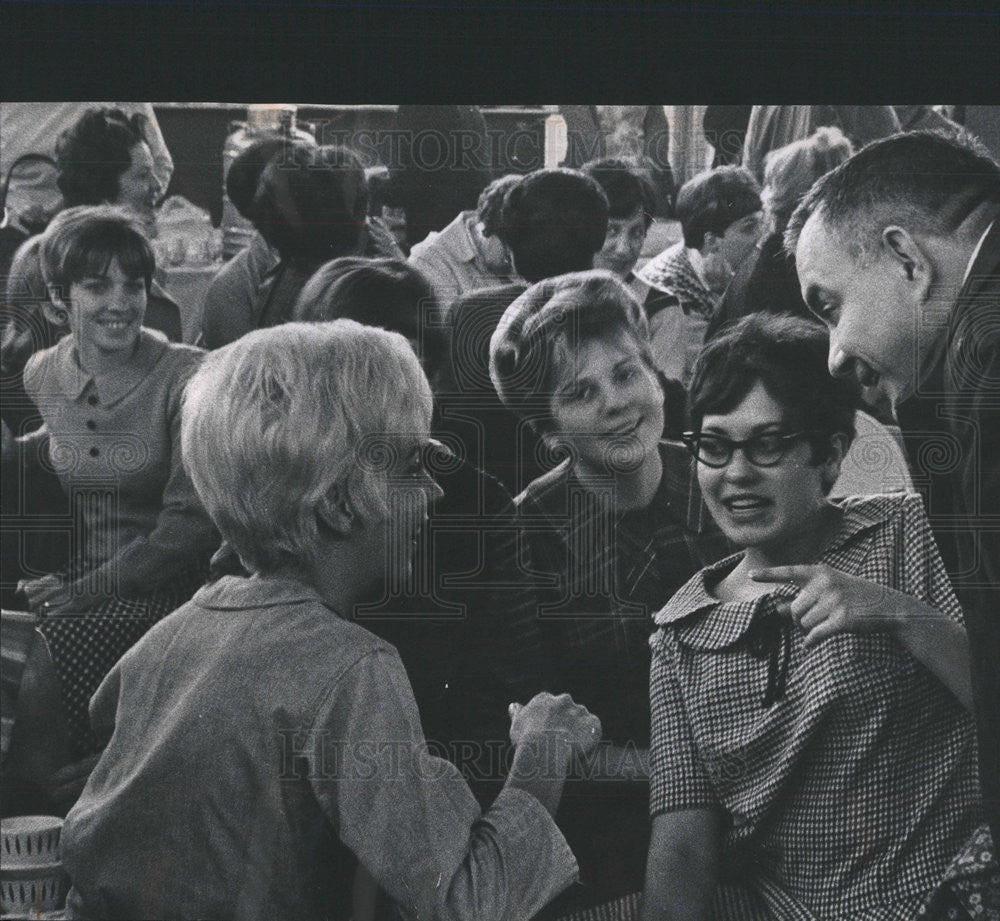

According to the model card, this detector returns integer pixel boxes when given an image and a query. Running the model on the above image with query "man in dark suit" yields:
[441,168,608,494]
[787,130,1000,846]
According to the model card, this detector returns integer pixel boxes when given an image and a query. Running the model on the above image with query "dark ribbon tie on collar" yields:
[745,596,793,708]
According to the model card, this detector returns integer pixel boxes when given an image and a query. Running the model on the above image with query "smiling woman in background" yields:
[643,314,996,920]
[6,206,217,794]
[53,106,182,342]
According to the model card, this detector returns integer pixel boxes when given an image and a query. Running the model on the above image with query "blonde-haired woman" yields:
[59,319,601,921]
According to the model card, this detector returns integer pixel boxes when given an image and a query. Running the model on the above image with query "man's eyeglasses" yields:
[681,430,813,468]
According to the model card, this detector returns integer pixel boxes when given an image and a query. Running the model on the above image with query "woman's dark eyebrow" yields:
[700,420,786,436]
[558,372,592,396]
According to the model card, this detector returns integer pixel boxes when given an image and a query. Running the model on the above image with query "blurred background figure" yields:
[391,105,495,248]
[2,237,68,436]
[581,157,657,300]
[894,104,962,136]
[199,142,401,349]
[708,126,854,340]
[1,237,74,630]
[560,105,675,218]
[0,103,173,236]
[366,166,409,254]
[197,135,307,349]
[408,173,522,309]
[702,105,753,167]
[638,165,763,384]
[742,105,900,182]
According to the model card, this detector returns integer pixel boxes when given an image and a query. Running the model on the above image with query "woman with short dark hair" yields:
[49,106,183,340]
[10,206,217,770]
[637,166,764,384]
[644,314,994,920]
[581,157,657,285]
[490,270,730,920]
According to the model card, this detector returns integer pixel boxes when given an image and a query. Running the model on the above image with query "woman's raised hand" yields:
[750,564,919,648]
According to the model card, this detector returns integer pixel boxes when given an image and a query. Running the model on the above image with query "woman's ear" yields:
[821,432,851,490]
[43,286,71,328]
[315,485,355,539]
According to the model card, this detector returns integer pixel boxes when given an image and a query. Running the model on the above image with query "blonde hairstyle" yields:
[761,126,853,232]
[181,320,433,574]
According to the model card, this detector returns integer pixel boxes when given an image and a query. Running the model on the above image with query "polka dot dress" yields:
[37,563,209,756]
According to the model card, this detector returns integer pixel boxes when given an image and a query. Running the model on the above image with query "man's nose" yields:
[827,328,867,381]
[828,340,850,378]
[829,343,879,390]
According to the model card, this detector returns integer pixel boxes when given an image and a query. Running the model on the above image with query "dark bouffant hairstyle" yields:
[581,157,656,226]
[56,107,150,207]
[250,143,368,264]
[498,168,608,282]
[226,136,312,220]
[675,165,761,250]
[292,256,447,388]
[689,312,857,463]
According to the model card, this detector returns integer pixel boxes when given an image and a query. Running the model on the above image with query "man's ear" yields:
[701,231,721,256]
[882,226,931,289]
[43,286,71,328]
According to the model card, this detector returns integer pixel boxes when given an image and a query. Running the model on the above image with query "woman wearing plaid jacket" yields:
[489,271,731,921]
[643,314,997,920]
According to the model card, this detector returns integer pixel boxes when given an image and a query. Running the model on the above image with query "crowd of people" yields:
[1,103,998,920]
